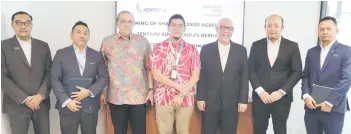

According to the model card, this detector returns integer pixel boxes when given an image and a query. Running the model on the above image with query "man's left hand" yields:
[238,103,247,113]
[270,91,283,102]
[316,101,332,113]
[172,95,183,107]
[25,95,43,110]
[71,86,91,101]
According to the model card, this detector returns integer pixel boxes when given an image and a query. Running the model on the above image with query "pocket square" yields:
[333,54,339,57]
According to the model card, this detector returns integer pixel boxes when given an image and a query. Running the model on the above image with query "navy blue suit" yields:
[302,41,351,134]
[51,45,108,134]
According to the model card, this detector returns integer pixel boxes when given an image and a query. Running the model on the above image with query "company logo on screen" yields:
[136,2,167,15]
[203,5,223,17]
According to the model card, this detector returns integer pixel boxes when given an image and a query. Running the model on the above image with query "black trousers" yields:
[252,99,291,134]
[59,111,98,134]
[8,104,50,134]
[109,103,146,134]
[201,99,239,134]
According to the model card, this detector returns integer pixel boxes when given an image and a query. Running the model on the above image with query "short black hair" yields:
[319,16,337,26]
[11,11,33,21]
[71,21,90,32]
[168,14,185,28]
[264,16,284,27]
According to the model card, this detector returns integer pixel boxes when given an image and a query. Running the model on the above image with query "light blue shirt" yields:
[73,45,87,75]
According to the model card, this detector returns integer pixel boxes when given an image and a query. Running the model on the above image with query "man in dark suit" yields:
[248,15,302,134]
[51,21,108,134]
[1,11,52,134]
[197,18,249,134]
[302,16,351,134]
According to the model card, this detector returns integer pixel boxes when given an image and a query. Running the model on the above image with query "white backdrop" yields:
[116,0,244,51]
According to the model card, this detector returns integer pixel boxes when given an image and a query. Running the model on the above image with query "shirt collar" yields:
[320,40,336,50]
[115,33,133,40]
[218,41,231,48]
[16,35,32,44]
[167,38,186,47]
[267,36,282,45]
[73,44,87,53]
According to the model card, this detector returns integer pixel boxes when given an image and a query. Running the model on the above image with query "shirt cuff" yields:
[325,101,334,107]
[255,87,265,95]
[62,99,72,108]
[90,92,94,98]
[278,89,286,96]
[22,96,29,104]
[302,94,310,100]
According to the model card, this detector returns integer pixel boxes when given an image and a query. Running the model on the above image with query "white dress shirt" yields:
[255,37,286,95]
[18,37,32,104]
[302,40,336,107]
[218,41,231,72]
[17,37,32,66]
[62,45,94,108]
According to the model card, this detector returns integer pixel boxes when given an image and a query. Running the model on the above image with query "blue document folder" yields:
[311,84,333,104]
[69,78,92,109]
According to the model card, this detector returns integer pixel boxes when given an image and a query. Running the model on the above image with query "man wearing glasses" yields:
[197,18,249,134]
[1,11,52,134]
[248,15,302,134]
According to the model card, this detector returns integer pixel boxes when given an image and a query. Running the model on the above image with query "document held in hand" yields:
[311,84,333,104]
[69,78,92,109]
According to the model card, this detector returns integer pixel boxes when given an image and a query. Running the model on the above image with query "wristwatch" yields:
[149,88,155,92]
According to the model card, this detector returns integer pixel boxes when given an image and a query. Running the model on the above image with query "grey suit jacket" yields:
[1,35,52,114]
[51,45,108,113]
[197,41,249,113]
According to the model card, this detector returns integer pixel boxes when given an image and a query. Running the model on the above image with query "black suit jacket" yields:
[249,37,302,103]
[197,41,249,113]
[1,35,52,114]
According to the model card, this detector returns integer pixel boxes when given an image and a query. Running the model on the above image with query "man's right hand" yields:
[304,95,316,109]
[259,92,272,104]
[24,96,38,110]
[197,101,206,111]
[67,100,82,112]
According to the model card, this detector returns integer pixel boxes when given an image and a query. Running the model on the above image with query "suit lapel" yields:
[30,39,40,70]
[11,36,31,68]
[262,41,271,68]
[213,42,224,74]
[271,38,285,68]
[82,48,92,77]
[69,45,82,76]
[315,47,321,77]
[223,42,235,74]
[320,41,339,75]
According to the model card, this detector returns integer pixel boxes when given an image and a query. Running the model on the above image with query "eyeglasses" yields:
[219,26,234,31]
[13,20,32,27]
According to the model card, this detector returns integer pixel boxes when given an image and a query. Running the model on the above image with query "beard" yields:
[173,37,180,41]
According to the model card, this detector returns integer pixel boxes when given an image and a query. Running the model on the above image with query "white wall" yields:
[1,1,116,134]
[1,1,350,134]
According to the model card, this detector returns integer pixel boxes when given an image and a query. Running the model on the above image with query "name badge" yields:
[171,70,177,79]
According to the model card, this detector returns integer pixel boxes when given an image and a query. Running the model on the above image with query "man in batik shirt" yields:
[150,14,201,134]
[100,11,153,134]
